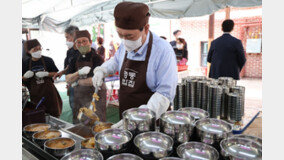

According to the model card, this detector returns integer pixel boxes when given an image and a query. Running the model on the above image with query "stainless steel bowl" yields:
[44,137,76,158]
[32,129,62,148]
[159,157,183,160]
[177,142,219,160]
[107,153,143,160]
[95,128,132,151]
[134,132,174,159]
[23,123,51,139]
[195,118,233,144]
[60,149,103,160]
[160,111,195,143]
[220,137,262,160]
[232,134,262,145]
[178,107,209,120]
[123,108,156,134]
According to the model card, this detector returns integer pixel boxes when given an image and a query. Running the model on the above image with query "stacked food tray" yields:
[173,76,245,122]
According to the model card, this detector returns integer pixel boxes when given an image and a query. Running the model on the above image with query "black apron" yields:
[29,58,62,117]
[73,53,106,123]
[119,32,155,119]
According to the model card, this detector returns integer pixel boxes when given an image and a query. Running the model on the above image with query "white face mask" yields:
[177,44,183,49]
[66,41,74,49]
[31,51,42,58]
[121,36,142,53]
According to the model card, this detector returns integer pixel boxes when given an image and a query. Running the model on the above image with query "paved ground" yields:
[55,77,262,135]
[238,78,262,137]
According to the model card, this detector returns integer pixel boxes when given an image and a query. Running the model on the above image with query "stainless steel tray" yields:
[22,115,84,160]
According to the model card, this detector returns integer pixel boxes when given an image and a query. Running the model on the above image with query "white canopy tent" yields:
[22,0,262,32]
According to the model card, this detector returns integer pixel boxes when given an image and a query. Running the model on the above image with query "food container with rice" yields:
[23,123,51,139]
[32,129,61,147]
[44,137,75,158]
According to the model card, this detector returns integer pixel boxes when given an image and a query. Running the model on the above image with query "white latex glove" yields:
[111,119,123,129]
[78,66,91,75]
[35,71,49,78]
[23,70,34,79]
[139,92,170,119]
[92,66,108,90]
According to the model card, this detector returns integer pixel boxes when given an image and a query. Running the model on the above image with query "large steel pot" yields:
[195,118,233,145]
[107,153,143,160]
[178,107,209,120]
[44,137,76,158]
[160,111,195,143]
[177,142,219,160]
[134,131,174,159]
[94,128,132,151]
[32,129,61,148]
[220,137,262,160]
[123,108,156,137]
[60,149,103,160]
[23,123,51,139]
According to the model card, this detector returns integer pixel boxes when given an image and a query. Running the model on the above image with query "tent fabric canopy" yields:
[22,0,262,32]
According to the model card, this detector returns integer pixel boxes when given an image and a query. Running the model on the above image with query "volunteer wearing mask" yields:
[170,30,181,48]
[92,2,178,128]
[53,25,80,118]
[66,30,106,124]
[22,39,62,118]
[174,38,188,60]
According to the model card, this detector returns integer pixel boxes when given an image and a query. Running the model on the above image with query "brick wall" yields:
[178,7,262,78]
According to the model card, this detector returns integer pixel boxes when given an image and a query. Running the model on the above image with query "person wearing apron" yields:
[92,2,178,128]
[66,30,106,124]
[22,39,62,118]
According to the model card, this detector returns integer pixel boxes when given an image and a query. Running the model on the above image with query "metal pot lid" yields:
[220,137,262,160]
[232,134,262,145]
[123,108,156,121]
[60,149,103,160]
[159,157,183,160]
[107,153,143,160]
[195,118,233,135]
[178,107,209,120]
[160,111,195,125]
[134,132,173,153]
[177,142,219,160]
[95,128,132,146]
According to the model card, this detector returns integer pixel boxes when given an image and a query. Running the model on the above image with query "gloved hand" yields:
[23,70,34,79]
[35,71,49,78]
[138,92,170,119]
[78,66,91,75]
[111,119,123,129]
[92,66,108,90]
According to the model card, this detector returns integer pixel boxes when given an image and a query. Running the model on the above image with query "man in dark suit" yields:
[207,19,246,80]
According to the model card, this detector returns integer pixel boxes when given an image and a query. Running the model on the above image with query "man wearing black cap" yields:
[66,30,106,124]
[92,2,178,128]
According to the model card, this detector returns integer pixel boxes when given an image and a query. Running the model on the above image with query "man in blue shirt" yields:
[92,1,178,128]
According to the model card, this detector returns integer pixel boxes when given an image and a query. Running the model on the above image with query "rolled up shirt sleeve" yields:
[153,43,178,102]
[101,46,121,75]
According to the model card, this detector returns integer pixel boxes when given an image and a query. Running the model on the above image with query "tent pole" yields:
[207,13,215,77]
